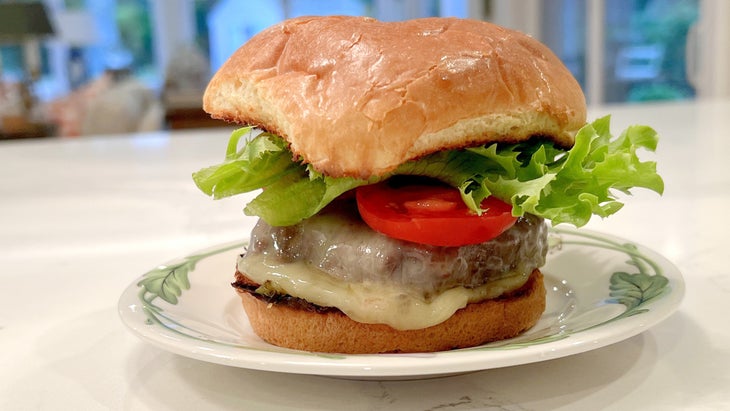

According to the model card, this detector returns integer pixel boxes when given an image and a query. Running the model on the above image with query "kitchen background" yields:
[0,0,727,139]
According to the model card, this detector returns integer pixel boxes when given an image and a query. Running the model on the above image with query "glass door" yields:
[521,0,700,104]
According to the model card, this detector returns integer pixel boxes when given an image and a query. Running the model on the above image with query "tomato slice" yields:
[355,180,517,247]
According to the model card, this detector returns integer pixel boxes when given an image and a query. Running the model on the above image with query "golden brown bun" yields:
[237,270,546,354]
[204,16,586,179]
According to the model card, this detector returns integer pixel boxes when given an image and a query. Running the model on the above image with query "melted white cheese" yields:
[238,253,529,330]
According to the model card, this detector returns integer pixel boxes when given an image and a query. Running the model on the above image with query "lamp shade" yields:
[0,3,55,40]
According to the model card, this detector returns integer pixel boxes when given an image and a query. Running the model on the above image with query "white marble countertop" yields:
[1,99,728,410]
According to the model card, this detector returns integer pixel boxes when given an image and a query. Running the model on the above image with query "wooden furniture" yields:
[164,106,228,130]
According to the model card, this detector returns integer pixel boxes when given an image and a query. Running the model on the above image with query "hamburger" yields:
[193,16,663,353]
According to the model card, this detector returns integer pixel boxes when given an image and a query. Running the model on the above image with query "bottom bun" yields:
[238,269,546,354]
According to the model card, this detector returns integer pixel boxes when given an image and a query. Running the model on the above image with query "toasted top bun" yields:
[204,16,586,179]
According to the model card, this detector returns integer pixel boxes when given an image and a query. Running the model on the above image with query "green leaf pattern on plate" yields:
[544,228,669,332]
[134,241,348,359]
[137,242,244,327]
[551,228,670,319]
[463,227,670,352]
[609,271,669,317]
[135,229,671,354]
[138,261,192,305]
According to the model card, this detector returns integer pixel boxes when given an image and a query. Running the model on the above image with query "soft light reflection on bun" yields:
[204,16,586,179]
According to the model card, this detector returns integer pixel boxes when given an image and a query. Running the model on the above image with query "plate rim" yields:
[118,228,684,378]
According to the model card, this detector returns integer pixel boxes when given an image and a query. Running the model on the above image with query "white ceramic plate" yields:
[118,228,684,379]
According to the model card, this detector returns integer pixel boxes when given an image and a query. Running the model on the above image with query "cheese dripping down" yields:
[238,253,531,330]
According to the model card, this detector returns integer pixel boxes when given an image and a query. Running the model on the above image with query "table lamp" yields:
[0,2,55,137]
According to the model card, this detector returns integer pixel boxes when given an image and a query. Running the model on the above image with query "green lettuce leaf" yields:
[193,127,301,199]
[243,166,372,226]
[192,116,663,227]
[193,127,372,226]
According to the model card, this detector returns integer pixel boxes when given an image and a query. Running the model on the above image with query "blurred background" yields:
[0,0,727,139]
